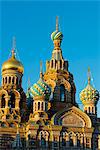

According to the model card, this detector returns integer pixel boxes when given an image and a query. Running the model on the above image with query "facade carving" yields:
[0,17,100,150]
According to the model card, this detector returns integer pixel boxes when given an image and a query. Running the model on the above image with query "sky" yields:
[0,0,100,116]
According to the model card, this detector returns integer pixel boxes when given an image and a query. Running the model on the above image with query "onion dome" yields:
[51,16,63,42]
[2,49,24,74]
[51,30,63,41]
[80,68,99,105]
[30,78,51,99]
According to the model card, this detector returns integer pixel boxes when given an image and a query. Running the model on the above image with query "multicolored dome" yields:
[29,78,51,99]
[80,83,99,105]
[51,30,63,41]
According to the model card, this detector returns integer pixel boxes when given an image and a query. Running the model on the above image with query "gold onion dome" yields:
[80,68,99,105]
[2,49,24,74]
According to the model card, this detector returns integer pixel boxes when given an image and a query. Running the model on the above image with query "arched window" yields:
[41,136,46,147]
[38,102,40,110]
[8,93,15,108]
[1,94,5,108]
[60,85,65,102]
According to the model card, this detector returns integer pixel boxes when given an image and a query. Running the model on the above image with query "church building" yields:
[0,17,100,150]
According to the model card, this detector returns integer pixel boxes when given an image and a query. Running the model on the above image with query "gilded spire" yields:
[56,16,59,31]
[12,36,16,58]
[88,67,91,84]
[40,61,43,79]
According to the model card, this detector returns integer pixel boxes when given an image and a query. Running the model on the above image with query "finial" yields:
[88,67,91,84]
[40,61,43,79]
[11,36,16,58]
[56,16,59,31]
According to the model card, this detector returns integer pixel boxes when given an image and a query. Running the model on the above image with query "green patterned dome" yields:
[80,83,99,105]
[30,78,51,99]
[51,30,63,41]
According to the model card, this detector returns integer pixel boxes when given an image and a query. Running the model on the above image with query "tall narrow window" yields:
[41,136,46,147]
[88,107,90,113]
[41,102,43,111]
[38,102,40,110]
[1,94,5,108]
[9,77,11,83]
[8,93,15,108]
[60,85,65,102]
[69,138,73,146]
[5,77,7,84]
[51,60,53,68]
[60,60,62,68]
[16,77,18,84]
[12,77,14,84]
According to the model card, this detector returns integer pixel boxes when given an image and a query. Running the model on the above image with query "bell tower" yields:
[44,17,77,114]
[0,38,27,127]
[80,68,99,123]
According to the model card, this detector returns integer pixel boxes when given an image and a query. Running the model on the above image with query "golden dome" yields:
[2,50,24,74]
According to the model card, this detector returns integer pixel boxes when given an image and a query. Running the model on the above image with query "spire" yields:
[27,77,31,90]
[40,61,43,79]
[88,67,91,84]
[11,36,16,58]
[56,16,59,31]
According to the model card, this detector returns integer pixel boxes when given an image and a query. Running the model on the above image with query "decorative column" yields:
[73,135,77,147]
[15,97,20,110]
[80,134,84,148]
[5,96,10,114]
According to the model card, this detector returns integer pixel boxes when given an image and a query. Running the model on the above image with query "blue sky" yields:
[0,1,100,116]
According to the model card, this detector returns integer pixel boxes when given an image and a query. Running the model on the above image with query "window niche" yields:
[60,85,65,102]
[1,94,6,108]
[8,93,15,108]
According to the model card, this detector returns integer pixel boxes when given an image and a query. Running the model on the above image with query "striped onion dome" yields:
[80,82,99,105]
[29,78,51,99]
[51,30,63,41]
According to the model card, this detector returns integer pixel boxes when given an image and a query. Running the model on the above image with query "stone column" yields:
[73,135,77,147]
[15,97,20,110]
[5,96,10,114]
[83,135,86,148]
[89,138,91,149]
[80,134,83,148]
[5,96,10,108]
